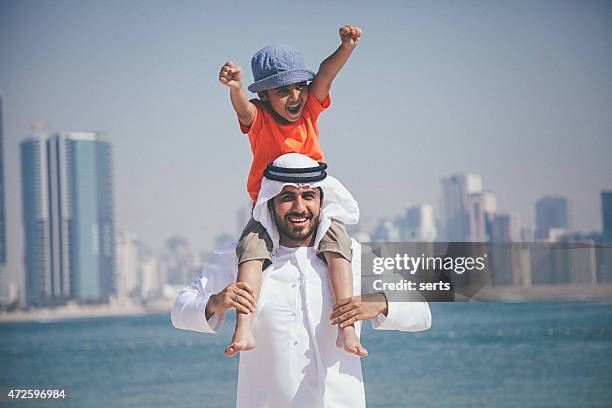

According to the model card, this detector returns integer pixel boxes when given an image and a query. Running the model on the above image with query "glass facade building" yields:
[602,191,612,243]
[20,136,51,306]
[66,133,115,302]
[535,196,569,240]
[21,132,115,306]
[0,96,8,305]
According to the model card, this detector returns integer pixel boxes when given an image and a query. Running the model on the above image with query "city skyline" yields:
[10,141,612,307]
[1,1,611,291]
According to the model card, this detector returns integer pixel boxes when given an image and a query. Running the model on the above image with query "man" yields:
[171,153,431,407]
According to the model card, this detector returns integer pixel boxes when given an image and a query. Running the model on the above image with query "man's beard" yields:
[273,209,320,244]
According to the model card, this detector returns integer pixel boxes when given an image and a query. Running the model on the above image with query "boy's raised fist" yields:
[219,61,243,88]
[339,25,362,49]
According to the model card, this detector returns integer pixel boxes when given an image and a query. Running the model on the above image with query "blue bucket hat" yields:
[248,44,315,93]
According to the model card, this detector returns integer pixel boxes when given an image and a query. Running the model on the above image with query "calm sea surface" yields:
[1,302,611,408]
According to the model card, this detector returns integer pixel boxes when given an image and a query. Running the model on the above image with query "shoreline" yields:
[2,284,611,324]
[0,300,174,324]
[472,283,612,302]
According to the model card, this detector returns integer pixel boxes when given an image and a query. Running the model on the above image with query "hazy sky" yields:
[1,0,611,283]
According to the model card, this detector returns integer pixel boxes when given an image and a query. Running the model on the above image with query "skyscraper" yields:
[490,213,521,242]
[116,231,140,302]
[602,191,612,243]
[371,219,400,241]
[535,196,568,240]
[46,134,71,303]
[0,95,8,306]
[397,204,437,241]
[21,132,116,306]
[116,230,159,302]
[441,173,483,241]
[65,132,115,303]
[21,136,51,306]
[159,236,195,285]
[467,191,497,242]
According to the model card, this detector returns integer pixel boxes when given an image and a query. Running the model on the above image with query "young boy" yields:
[219,25,366,357]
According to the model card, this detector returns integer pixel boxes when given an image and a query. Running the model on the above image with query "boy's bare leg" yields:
[224,260,263,357]
[325,252,368,357]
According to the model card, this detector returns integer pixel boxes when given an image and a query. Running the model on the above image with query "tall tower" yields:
[602,191,612,243]
[20,131,116,306]
[46,134,71,303]
[490,213,521,242]
[398,204,437,241]
[467,191,497,242]
[20,136,51,306]
[441,173,483,241]
[0,95,7,305]
[64,132,115,303]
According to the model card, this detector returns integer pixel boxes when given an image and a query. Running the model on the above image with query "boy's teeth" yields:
[287,103,300,112]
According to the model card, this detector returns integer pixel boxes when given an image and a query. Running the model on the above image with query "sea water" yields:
[1,302,611,408]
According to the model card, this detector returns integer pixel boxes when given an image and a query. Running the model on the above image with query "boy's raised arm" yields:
[310,25,362,103]
[219,61,256,127]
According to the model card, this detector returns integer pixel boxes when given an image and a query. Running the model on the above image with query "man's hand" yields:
[206,282,256,318]
[329,293,388,328]
[219,61,244,89]
[339,25,362,49]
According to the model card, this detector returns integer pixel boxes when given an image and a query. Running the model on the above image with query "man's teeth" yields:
[289,217,307,222]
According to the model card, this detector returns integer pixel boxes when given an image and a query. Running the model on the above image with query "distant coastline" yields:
[2,283,612,324]
[472,283,612,302]
[0,300,174,324]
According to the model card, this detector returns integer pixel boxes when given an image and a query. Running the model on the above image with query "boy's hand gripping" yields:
[339,25,362,49]
[219,61,244,89]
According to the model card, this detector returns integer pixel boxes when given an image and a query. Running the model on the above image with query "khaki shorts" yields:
[236,217,352,266]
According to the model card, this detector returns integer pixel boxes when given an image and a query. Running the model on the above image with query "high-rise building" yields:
[600,191,612,283]
[116,231,140,302]
[467,191,496,242]
[397,204,437,241]
[490,213,521,243]
[20,136,51,306]
[65,133,115,303]
[20,132,116,306]
[535,196,568,240]
[441,173,483,241]
[159,236,195,285]
[372,219,400,241]
[487,212,528,286]
[116,231,160,302]
[602,191,612,243]
[140,249,160,301]
[0,95,8,306]
[46,134,71,303]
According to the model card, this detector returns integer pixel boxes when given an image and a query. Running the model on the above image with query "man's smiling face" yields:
[270,185,322,247]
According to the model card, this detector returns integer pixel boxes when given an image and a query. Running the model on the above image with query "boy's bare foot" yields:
[224,328,255,357]
[336,325,368,357]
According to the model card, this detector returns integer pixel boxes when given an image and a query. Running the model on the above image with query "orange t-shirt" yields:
[240,91,330,203]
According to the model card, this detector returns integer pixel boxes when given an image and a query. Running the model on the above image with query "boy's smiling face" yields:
[260,81,308,123]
